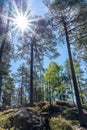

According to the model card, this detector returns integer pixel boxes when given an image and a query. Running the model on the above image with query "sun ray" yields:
[11,0,20,17]
[11,25,19,34]
[27,26,36,35]
[28,17,45,23]
[24,8,30,18]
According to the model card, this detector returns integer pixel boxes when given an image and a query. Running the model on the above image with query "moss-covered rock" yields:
[41,103,62,114]
[13,107,43,130]
[56,100,75,108]
[62,108,79,120]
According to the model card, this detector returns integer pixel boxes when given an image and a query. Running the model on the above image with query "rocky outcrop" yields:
[13,107,43,130]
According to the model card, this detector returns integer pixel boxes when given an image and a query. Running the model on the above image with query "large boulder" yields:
[13,107,43,130]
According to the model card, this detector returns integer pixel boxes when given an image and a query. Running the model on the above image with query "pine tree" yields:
[43,0,87,127]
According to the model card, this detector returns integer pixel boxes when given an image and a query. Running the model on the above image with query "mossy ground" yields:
[0,109,15,129]
[50,117,73,130]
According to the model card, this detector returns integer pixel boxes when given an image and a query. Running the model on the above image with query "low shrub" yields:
[50,117,73,130]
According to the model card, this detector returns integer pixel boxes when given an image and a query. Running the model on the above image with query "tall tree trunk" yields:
[62,17,87,127]
[0,39,6,100]
[77,74,85,104]
[30,36,35,106]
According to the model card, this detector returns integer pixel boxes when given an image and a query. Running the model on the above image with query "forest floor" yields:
[0,101,87,130]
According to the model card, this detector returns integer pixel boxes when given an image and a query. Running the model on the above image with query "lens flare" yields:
[14,14,29,32]
[0,0,45,36]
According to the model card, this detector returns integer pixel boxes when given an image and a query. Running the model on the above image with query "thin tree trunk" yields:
[78,80,84,104]
[0,39,6,100]
[30,36,35,106]
[70,78,75,105]
[62,17,87,127]
[48,80,51,105]
[52,88,54,102]
[20,67,24,106]
[77,72,85,104]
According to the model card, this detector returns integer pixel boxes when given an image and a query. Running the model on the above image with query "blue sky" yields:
[43,45,68,68]
[11,0,68,73]
[28,0,48,15]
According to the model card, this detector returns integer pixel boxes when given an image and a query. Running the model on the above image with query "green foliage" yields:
[65,59,83,78]
[43,62,67,101]
[2,75,14,106]
[74,2,87,63]
[43,62,63,87]
[13,64,30,105]
[64,58,86,104]
[50,0,84,7]
[50,117,73,130]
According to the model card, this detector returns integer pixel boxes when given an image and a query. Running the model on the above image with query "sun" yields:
[8,0,32,33]
[2,0,45,35]
[14,14,29,32]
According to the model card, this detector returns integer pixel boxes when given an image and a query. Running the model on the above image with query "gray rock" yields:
[13,107,43,130]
